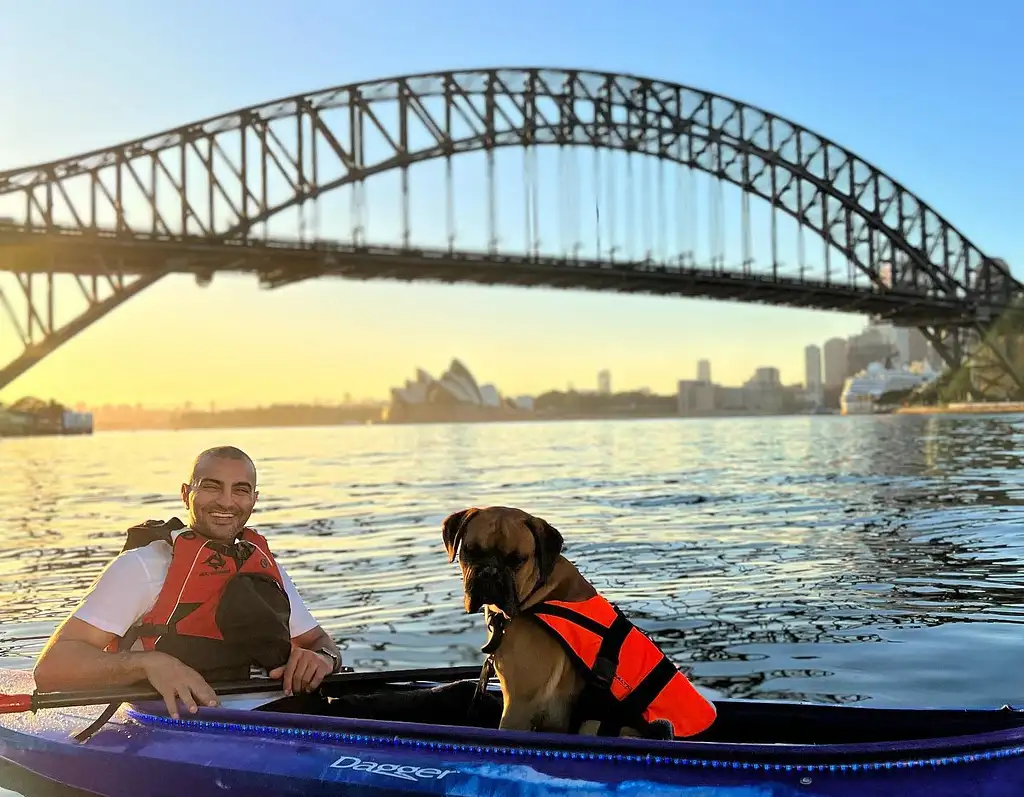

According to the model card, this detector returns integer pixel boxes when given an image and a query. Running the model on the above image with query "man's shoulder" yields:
[103,537,173,583]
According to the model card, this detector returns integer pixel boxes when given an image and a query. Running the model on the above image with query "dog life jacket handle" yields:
[472,612,508,706]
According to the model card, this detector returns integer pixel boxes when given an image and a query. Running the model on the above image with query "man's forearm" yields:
[293,626,342,665]
[34,641,153,692]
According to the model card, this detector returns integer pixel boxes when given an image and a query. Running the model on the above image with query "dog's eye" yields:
[505,553,526,569]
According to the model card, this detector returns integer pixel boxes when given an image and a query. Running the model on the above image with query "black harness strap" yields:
[526,602,607,636]
[590,613,631,689]
[616,657,678,722]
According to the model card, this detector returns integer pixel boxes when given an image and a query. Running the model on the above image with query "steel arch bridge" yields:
[0,67,1021,396]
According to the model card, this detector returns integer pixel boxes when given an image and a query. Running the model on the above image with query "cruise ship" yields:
[839,361,940,415]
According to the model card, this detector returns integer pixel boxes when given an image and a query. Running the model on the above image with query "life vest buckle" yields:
[591,655,616,690]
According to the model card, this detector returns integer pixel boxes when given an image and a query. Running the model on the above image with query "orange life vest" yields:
[106,518,292,680]
[526,594,716,738]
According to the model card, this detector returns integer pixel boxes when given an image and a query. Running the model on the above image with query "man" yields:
[33,445,343,720]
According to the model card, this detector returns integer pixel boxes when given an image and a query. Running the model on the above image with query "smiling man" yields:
[33,446,343,720]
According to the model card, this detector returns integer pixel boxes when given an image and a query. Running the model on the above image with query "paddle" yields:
[0,665,484,714]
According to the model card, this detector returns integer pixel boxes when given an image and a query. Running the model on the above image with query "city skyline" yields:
[1,304,945,412]
[1,2,1019,409]
[2,312,946,412]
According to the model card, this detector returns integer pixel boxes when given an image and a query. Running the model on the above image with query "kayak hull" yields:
[2,668,1024,796]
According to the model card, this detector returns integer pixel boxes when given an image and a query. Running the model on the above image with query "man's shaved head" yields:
[189,446,257,487]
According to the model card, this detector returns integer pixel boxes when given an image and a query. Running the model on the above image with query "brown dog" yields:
[441,506,716,738]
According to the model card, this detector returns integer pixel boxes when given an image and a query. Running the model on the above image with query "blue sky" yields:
[0,0,1021,406]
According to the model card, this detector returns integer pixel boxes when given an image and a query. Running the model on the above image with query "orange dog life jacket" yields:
[526,594,716,737]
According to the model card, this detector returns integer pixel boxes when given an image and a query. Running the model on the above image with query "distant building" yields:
[697,359,711,383]
[597,369,611,395]
[677,380,715,415]
[388,359,528,423]
[715,386,747,411]
[804,345,822,390]
[908,328,930,363]
[747,367,781,386]
[743,367,784,413]
[804,344,823,406]
[823,338,848,387]
[846,326,897,375]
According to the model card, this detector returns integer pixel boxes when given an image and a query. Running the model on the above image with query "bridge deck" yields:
[0,227,977,327]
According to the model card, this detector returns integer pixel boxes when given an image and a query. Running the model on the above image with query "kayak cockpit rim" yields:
[117,677,1024,770]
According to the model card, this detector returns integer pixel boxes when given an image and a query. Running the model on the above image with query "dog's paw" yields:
[577,719,602,736]
[646,719,675,740]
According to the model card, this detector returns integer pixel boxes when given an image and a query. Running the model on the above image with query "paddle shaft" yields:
[0,665,484,714]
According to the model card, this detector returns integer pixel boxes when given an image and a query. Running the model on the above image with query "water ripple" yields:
[4,414,1024,707]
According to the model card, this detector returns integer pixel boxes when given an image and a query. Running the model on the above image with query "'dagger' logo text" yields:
[329,755,456,782]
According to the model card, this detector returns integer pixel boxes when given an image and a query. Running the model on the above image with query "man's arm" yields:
[267,625,342,696]
[35,551,158,692]
[270,564,343,695]
[34,616,147,691]
[293,624,341,662]
[33,615,219,719]
[33,551,221,719]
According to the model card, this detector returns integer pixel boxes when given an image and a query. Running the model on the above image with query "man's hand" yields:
[268,646,333,696]
[140,651,220,719]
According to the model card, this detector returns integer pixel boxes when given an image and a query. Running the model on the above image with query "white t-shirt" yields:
[72,527,319,643]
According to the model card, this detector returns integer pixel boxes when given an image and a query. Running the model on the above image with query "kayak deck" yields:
[4,667,1024,796]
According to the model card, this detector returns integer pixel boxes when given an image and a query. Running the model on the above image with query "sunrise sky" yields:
[1,0,1020,408]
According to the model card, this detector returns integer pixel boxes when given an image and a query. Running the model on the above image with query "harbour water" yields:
[3,414,1024,709]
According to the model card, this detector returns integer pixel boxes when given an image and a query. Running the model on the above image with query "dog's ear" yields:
[441,508,477,563]
[526,515,564,584]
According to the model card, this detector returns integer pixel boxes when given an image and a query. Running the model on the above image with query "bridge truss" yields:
[0,67,1021,396]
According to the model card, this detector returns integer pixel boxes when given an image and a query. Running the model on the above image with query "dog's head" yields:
[441,506,564,617]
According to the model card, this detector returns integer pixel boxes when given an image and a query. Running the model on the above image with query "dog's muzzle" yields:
[466,563,517,615]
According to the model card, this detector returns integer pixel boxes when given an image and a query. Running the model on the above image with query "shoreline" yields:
[895,402,1024,415]
[69,411,836,434]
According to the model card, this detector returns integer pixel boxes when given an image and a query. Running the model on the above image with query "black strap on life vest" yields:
[616,657,678,724]
[121,517,185,553]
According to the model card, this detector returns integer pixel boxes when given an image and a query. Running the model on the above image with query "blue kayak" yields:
[1,665,1023,796]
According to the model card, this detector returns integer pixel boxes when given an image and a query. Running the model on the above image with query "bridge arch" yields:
[0,67,1008,305]
[0,67,1018,393]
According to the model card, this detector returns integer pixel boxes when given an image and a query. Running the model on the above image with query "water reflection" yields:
[4,416,1024,707]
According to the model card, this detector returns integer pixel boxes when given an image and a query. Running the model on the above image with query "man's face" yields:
[180,455,258,542]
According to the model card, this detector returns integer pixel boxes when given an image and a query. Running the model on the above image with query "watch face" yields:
[319,649,338,670]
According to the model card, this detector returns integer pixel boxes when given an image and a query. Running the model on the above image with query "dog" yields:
[441,506,716,739]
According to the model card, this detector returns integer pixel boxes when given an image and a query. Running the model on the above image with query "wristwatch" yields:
[316,647,341,674]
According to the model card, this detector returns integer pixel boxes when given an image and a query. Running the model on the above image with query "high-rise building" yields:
[697,359,711,383]
[908,329,929,363]
[823,338,848,387]
[804,344,822,391]
[597,369,611,395]
[745,367,781,387]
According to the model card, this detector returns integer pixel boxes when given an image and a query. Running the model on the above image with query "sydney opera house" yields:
[385,359,533,423]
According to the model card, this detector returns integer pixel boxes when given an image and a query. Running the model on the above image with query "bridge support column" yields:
[919,310,1024,402]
